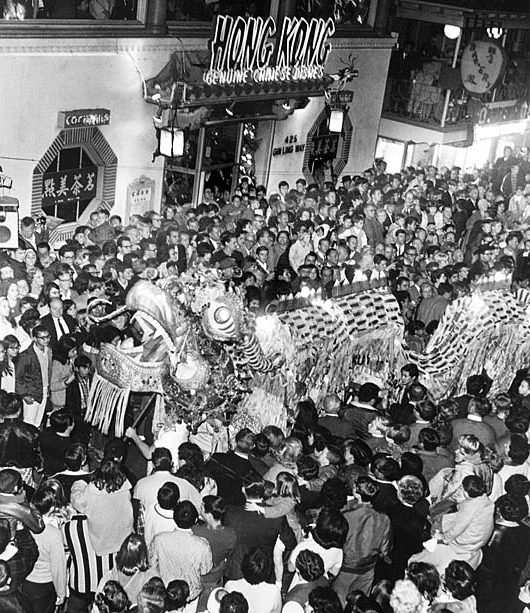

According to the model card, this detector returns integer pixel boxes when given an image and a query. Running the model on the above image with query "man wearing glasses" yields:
[15,325,52,428]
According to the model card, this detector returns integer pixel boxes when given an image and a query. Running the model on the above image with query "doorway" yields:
[166,122,243,204]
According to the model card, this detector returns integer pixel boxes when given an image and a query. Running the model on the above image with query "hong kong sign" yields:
[58,109,111,129]
[203,16,335,86]
[42,166,98,206]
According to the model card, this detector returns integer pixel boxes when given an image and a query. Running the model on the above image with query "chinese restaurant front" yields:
[146,15,394,202]
[0,13,393,233]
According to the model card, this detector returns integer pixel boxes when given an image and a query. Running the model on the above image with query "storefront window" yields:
[166,169,195,204]
[164,123,243,203]
[295,0,371,25]
[171,129,200,170]
[2,0,137,20]
[167,0,270,22]
[239,122,258,183]
[203,124,239,167]
[41,146,98,222]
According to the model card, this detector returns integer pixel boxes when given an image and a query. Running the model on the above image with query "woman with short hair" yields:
[263,437,303,482]
[93,580,131,613]
[429,434,493,514]
[225,547,281,613]
[287,507,348,590]
[22,484,68,612]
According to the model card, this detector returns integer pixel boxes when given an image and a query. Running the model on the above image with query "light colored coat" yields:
[411,494,494,572]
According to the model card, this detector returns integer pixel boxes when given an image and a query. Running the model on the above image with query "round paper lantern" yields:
[460,40,506,95]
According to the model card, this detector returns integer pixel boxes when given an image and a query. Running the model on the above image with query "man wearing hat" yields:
[341,175,353,193]
[216,257,238,283]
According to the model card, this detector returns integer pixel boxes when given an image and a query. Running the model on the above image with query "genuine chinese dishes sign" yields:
[203,16,335,86]
[42,167,97,206]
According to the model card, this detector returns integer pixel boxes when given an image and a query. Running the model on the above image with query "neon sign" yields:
[203,16,335,87]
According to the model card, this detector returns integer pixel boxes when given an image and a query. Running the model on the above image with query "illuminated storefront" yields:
[147,15,394,199]
[0,4,393,223]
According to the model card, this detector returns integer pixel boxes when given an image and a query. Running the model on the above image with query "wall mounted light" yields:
[443,24,461,40]
[487,26,504,39]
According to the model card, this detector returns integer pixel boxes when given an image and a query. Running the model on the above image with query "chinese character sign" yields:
[41,167,98,207]
[460,40,506,95]
[126,175,155,221]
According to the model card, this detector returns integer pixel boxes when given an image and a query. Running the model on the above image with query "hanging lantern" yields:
[159,127,184,158]
[329,109,344,133]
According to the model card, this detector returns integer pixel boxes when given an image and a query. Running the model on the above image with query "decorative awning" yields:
[145,49,208,108]
[145,50,331,110]
[145,16,341,128]
[183,76,332,107]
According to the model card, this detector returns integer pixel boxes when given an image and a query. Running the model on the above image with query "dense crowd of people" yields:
[0,145,530,613]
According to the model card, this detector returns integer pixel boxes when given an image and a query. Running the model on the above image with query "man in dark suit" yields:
[65,355,92,442]
[318,394,355,440]
[39,298,76,349]
[440,180,457,209]
[224,481,284,580]
[205,428,262,506]
[157,227,187,273]
[453,372,492,418]
[343,383,382,439]
[450,398,497,451]
[15,325,52,428]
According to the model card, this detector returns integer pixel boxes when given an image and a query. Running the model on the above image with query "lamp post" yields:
[440,26,463,128]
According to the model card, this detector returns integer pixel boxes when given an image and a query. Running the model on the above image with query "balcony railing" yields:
[383,72,530,129]
[1,0,138,20]
[383,75,470,127]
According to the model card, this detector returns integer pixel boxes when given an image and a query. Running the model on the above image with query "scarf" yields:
[78,376,90,412]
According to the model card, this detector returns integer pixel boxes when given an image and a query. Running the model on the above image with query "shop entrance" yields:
[166,122,243,204]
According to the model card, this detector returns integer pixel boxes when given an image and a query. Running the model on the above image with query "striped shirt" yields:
[63,515,114,595]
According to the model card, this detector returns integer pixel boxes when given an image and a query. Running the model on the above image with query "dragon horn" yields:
[89,304,128,323]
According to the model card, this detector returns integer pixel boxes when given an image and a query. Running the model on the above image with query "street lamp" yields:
[443,24,461,40]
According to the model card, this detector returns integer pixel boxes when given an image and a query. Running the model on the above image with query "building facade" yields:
[376,0,530,173]
[0,0,393,241]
